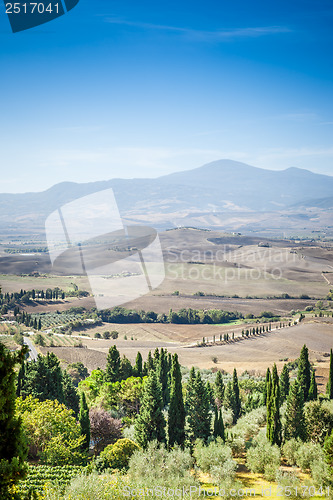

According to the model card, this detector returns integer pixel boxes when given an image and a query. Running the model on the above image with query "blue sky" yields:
[0,0,332,192]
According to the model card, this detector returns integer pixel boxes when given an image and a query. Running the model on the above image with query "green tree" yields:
[227,368,242,424]
[297,344,311,402]
[0,344,28,498]
[267,364,282,446]
[120,355,133,380]
[157,348,169,406]
[185,369,211,442]
[135,370,166,448]
[21,352,64,403]
[284,380,306,441]
[134,351,143,378]
[279,364,290,404]
[168,354,185,448]
[214,370,225,409]
[105,345,121,383]
[326,349,333,399]
[308,370,318,401]
[62,371,80,417]
[79,392,90,453]
[213,406,225,441]
[147,351,154,373]
[263,367,271,405]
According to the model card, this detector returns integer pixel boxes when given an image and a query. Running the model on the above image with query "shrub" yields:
[295,442,325,472]
[246,433,280,478]
[126,441,201,498]
[310,459,332,488]
[193,438,236,482]
[282,438,301,466]
[275,471,303,499]
[95,439,139,472]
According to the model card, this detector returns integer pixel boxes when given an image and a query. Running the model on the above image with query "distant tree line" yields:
[99,306,243,325]
[0,287,66,314]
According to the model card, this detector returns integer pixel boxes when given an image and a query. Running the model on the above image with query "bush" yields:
[126,441,201,498]
[95,438,139,472]
[246,433,280,479]
[282,438,301,466]
[304,400,333,444]
[310,459,332,488]
[295,442,325,472]
[193,438,236,482]
[275,471,303,499]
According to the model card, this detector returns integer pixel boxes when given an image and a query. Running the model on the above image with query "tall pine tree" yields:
[79,392,90,453]
[214,370,225,409]
[0,344,28,498]
[327,349,333,399]
[134,352,143,378]
[279,364,290,404]
[308,370,318,401]
[168,354,185,448]
[267,364,282,446]
[135,370,166,448]
[284,380,306,441]
[297,344,311,402]
[185,369,211,442]
[263,367,271,405]
[105,345,121,383]
[157,348,169,406]
[232,368,241,423]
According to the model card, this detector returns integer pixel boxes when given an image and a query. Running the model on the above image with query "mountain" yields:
[1,159,333,236]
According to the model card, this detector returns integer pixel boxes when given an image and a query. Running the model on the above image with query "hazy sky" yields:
[0,0,332,192]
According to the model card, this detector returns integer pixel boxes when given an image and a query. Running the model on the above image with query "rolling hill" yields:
[1,159,333,237]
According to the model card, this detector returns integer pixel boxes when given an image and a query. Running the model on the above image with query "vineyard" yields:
[31,311,99,330]
[17,465,86,496]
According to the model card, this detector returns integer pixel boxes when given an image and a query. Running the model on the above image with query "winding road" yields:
[23,337,38,361]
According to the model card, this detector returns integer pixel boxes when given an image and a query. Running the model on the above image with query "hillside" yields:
[1,159,333,237]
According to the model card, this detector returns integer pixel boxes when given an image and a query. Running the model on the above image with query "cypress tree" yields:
[213,406,225,441]
[105,345,121,383]
[217,409,225,441]
[232,368,241,423]
[263,367,271,405]
[213,405,219,437]
[147,351,154,373]
[326,349,333,399]
[308,370,318,401]
[157,348,169,406]
[214,370,225,409]
[297,344,311,402]
[62,370,80,417]
[206,380,214,407]
[16,360,25,397]
[79,392,90,453]
[168,354,185,448]
[267,364,282,446]
[134,351,143,378]
[185,369,211,442]
[279,364,290,404]
[284,380,306,441]
[135,370,166,448]
[153,347,160,367]
[0,344,28,498]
